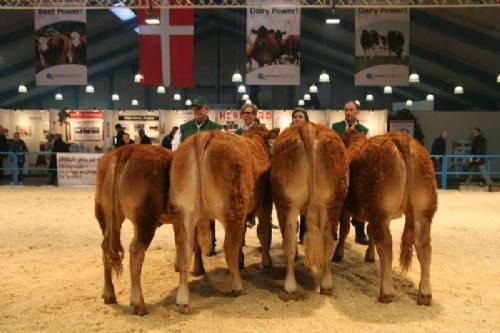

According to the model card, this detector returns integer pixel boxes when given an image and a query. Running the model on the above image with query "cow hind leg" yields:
[414,213,432,305]
[333,210,350,262]
[173,209,196,313]
[256,210,273,271]
[222,213,246,295]
[281,206,300,294]
[373,218,394,303]
[128,215,157,316]
[365,223,376,262]
[320,210,335,294]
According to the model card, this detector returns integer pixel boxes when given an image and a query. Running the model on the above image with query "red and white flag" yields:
[137,6,194,87]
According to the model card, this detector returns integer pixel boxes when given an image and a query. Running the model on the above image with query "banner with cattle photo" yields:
[35,8,87,85]
[355,8,409,86]
[246,0,300,85]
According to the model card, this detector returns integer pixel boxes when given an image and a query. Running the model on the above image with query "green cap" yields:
[192,96,208,107]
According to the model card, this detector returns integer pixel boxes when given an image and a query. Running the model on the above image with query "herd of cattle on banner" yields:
[95,123,437,315]
[360,29,405,59]
[35,29,87,71]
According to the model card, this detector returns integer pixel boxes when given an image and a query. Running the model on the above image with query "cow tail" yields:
[193,132,214,255]
[300,123,322,275]
[106,150,128,276]
[391,132,414,273]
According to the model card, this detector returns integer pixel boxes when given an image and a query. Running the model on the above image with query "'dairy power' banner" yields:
[35,8,87,85]
[246,0,300,85]
[355,8,409,86]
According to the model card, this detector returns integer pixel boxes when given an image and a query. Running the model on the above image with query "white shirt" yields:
[171,120,208,151]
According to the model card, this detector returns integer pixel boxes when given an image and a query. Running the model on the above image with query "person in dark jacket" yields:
[9,132,29,184]
[161,126,179,150]
[0,125,8,180]
[466,128,493,186]
[114,123,125,148]
[48,133,70,185]
[138,129,152,144]
[331,100,369,245]
[431,130,448,186]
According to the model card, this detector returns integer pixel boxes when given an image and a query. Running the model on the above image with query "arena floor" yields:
[1,187,499,333]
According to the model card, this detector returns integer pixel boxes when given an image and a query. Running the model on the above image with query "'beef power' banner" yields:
[355,8,409,86]
[35,8,87,85]
[246,0,300,85]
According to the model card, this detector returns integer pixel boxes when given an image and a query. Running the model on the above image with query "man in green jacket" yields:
[171,96,222,256]
[331,100,369,245]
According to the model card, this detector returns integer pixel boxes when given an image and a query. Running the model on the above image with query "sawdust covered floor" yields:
[1,187,499,333]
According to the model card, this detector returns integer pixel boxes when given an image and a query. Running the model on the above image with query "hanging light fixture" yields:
[355,100,361,106]
[454,86,464,94]
[406,100,413,106]
[409,72,420,83]
[298,99,305,106]
[185,99,192,106]
[325,1,340,24]
[319,71,330,83]
[304,93,311,101]
[365,94,374,102]
[134,73,143,83]
[112,93,120,101]
[237,84,246,93]
[85,84,95,93]
[156,86,166,94]
[426,94,434,101]
[242,94,249,101]
[55,93,63,101]
[173,93,181,101]
[131,99,139,106]
[18,84,27,93]
[232,71,243,83]
[383,86,392,94]
[497,74,500,83]
[309,84,318,93]
[145,3,160,25]
[245,99,252,105]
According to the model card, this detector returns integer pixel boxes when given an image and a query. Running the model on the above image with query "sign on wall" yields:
[216,110,273,130]
[57,153,102,186]
[115,110,160,141]
[355,8,409,86]
[246,0,300,85]
[68,111,103,141]
[35,8,87,85]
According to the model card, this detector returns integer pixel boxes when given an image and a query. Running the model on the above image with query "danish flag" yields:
[137,6,194,87]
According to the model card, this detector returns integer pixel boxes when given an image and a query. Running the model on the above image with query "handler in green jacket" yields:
[171,96,222,256]
[171,96,222,150]
[331,100,369,246]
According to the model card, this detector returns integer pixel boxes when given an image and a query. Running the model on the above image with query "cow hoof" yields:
[176,303,190,314]
[132,304,148,316]
[320,287,333,296]
[378,294,393,304]
[102,294,117,304]
[228,290,243,297]
[191,268,205,277]
[364,255,375,263]
[417,293,432,306]
[332,254,343,263]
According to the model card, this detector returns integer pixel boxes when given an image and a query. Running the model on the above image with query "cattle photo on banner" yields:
[355,8,409,86]
[35,8,87,85]
[246,0,300,85]
[137,5,194,88]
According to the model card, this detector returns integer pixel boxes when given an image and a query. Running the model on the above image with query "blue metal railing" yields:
[431,154,500,189]
[0,151,58,185]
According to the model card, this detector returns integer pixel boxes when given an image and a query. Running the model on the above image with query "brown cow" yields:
[95,144,173,315]
[169,126,272,312]
[271,122,348,294]
[333,130,437,305]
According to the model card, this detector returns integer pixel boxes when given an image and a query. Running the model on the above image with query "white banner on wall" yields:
[57,153,103,186]
[246,0,300,85]
[35,8,87,85]
[355,8,409,86]
[68,111,103,141]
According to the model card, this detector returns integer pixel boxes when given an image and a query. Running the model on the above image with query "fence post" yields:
[12,153,18,185]
[442,155,448,189]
